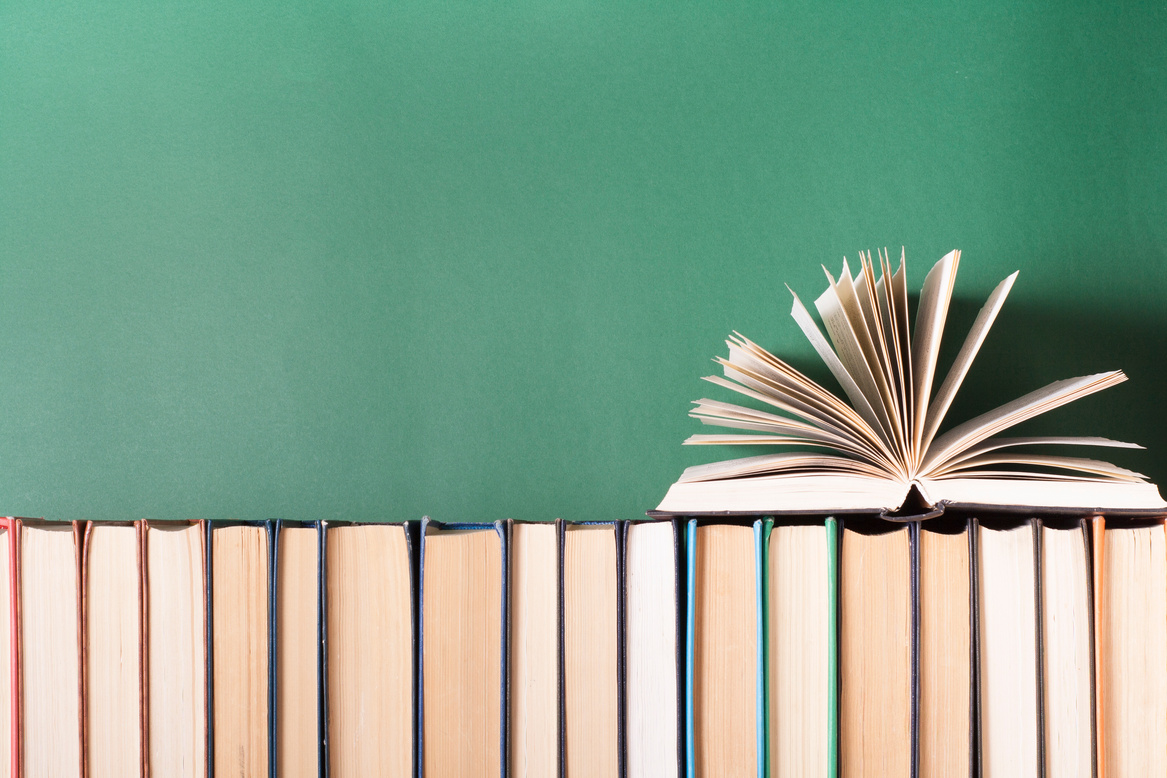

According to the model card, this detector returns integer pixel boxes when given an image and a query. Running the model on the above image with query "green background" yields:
[1,1,1165,522]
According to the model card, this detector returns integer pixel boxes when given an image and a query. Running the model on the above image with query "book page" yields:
[934,453,1145,481]
[891,256,914,431]
[831,263,903,453]
[788,289,887,444]
[921,271,1017,455]
[931,435,1140,472]
[920,371,1127,475]
[815,273,898,449]
[910,250,959,456]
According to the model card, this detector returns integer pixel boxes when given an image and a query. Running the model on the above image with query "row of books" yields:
[0,514,1163,777]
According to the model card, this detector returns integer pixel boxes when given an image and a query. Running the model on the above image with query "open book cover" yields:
[653,250,1167,518]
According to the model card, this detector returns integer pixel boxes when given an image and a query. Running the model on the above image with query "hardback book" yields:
[82,521,144,778]
[977,519,1040,777]
[624,519,683,778]
[839,520,911,778]
[144,520,207,778]
[562,522,622,778]
[653,250,1166,517]
[272,520,322,778]
[208,520,272,778]
[0,518,16,778]
[20,520,84,777]
[508,520,559,777]
[1039,519,1094,778]
[419,518,506,778]
[686,519,764,778]
[324,521,414,778]
[1094,517,1167,778]
[767,518,837,778]
[917,519,973,778]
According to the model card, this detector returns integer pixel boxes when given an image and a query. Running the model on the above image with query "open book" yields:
[655,250,1166,517]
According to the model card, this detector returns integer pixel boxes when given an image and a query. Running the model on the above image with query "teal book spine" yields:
[758,518,773,778]
[685,519,697,778]
[826,517,839,778]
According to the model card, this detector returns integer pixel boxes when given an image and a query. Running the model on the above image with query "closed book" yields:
[508,520,560,777]
[686,518,764,778]
[917,519,973,778]
[1039,519,1094,778]
[838,519,911,778]
[561,521,623,778]
[323,521,415,778]
[208,520,273,778]
[623,519,682,778]
[272,520,323,778]
[20,519,85,778]
[976,518,1041,778]
[419,518,507,778]
[768,518,836,778]
[144,520,207,778]
[81,521,144,778]
[1094,517,1167,778]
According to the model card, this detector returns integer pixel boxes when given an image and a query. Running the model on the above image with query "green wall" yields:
[2,1,1165,521]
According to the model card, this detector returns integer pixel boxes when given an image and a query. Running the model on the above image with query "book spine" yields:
[758,518,773,778]
[615,521,627,778]
[267,521,278,778]
[826,517,839,778]
[672,519,684,778]
[496,519,511,778]
[909,521,920,778]
[1091,516,1106,778]
[966,518,978,778]
[752,519,763,778]
[203,519,213,778]
[78,521,91,778]
[970,517,982,778]
[556,518,565,778]
[684,519,697,778]
[1080,518,1098,778]
[1032,518,1045,778]
[319,521,330,778]
[137,521,148,778]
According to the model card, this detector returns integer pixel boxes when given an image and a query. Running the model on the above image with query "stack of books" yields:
[0,513,1165,777]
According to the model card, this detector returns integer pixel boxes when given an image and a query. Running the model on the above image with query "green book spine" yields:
[826,517,839,778]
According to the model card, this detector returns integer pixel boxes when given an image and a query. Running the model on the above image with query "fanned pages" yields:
[657,249,1166,515]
